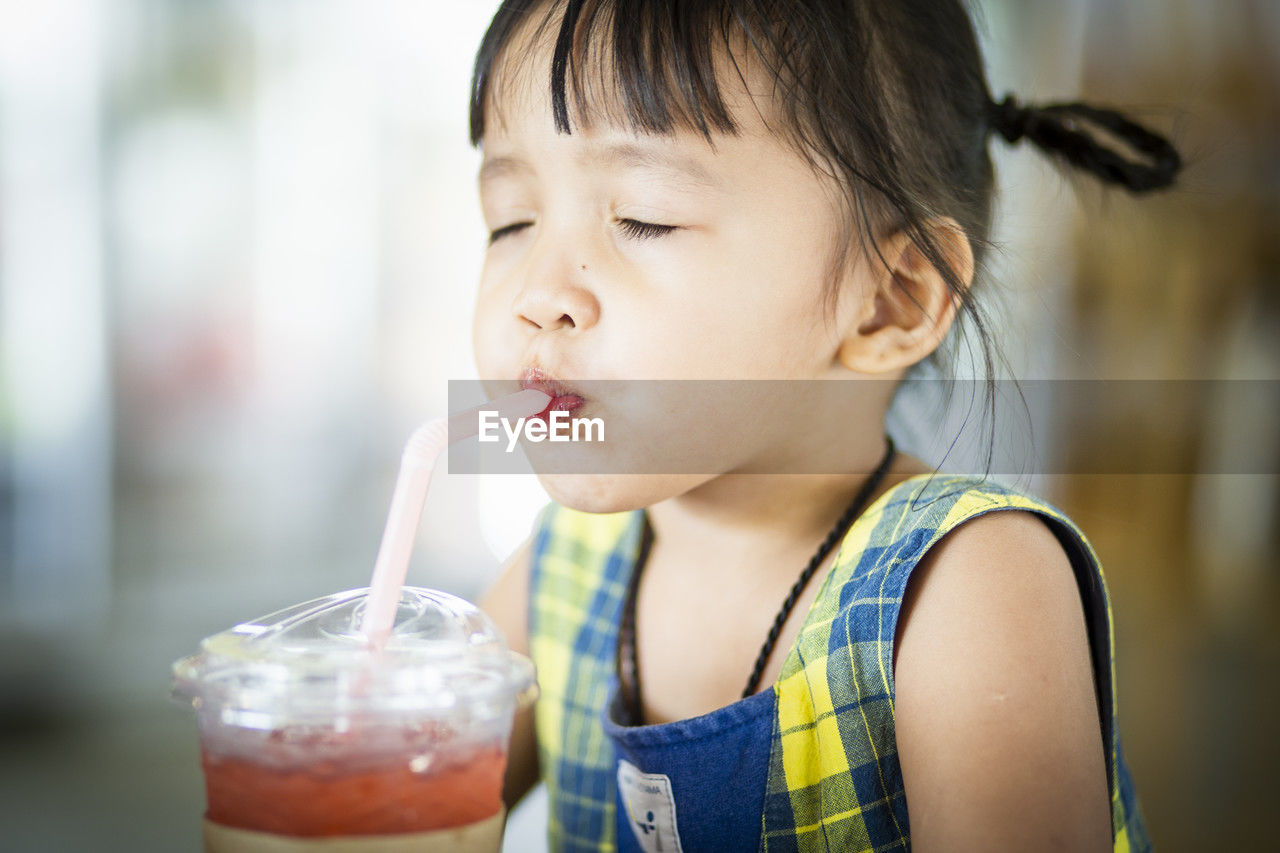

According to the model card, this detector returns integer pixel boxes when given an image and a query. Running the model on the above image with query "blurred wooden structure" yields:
[1051,2,1280,849]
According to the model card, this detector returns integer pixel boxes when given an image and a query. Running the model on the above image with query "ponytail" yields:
[987,93,1181,193]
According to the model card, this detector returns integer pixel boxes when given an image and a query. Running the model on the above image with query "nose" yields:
[511,258,600,333]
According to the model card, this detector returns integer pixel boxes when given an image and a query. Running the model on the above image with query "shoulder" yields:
[892,507,1087,677]
[527,502,643,630]
[796,473,1096,678]
[530,501,638,559]
[890,506,1113,850]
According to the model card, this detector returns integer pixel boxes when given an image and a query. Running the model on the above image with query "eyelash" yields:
[486,219,678,245]
[616,219,678,241]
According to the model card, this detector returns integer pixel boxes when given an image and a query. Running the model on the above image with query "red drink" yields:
[202,742,505,836]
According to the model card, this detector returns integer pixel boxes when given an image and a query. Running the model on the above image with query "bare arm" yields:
[893,510,1112,853]
[479,533,541,811]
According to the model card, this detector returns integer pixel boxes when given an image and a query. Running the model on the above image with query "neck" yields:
[646,440,928,568]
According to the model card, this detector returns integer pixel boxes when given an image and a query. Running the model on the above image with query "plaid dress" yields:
[527,472,1152,852]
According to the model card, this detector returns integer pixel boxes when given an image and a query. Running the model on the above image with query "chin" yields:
[535,472,711,514]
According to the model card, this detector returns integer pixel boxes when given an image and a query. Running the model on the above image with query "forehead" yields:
[478,4,786,156]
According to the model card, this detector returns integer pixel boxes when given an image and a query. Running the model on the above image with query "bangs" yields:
[469,1,784,146]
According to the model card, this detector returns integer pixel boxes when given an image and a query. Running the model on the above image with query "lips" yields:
[519,366,586,419]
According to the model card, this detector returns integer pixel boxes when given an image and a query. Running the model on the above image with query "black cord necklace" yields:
[616,435,898,726]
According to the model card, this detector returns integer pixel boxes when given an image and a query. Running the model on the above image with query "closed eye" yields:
[488,222,531,245]
[487,218,679,246]
[617,219,678,240]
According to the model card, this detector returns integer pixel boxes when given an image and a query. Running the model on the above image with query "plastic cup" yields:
[171,587,536,852]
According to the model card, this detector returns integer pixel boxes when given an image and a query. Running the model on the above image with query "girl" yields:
[471,2,1178,850]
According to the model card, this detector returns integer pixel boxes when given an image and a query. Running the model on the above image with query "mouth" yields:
[519,366,587,420]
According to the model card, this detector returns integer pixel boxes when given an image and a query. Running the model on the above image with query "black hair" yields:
[468,0,1181,477]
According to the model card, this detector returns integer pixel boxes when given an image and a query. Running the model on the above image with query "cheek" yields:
[732,219,842,369]
[470,283,509,378]
[648,226,836,379]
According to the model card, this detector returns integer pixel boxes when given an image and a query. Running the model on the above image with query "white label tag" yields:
[617,759,684,853]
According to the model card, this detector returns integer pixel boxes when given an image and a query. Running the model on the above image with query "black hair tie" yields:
[989,94,1034,144]
[987,92,1181,193]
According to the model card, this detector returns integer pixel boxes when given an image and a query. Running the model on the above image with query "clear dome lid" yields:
[171,587,536,727]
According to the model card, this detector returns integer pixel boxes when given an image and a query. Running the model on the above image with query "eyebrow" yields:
[478,140,725,192]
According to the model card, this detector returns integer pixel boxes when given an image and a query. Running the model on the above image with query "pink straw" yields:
[360,388,551,647]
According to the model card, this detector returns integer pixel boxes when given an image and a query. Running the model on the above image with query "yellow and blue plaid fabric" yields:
[528,473,1151,852]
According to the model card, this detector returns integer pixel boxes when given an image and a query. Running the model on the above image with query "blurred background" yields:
[0,0,1276,850]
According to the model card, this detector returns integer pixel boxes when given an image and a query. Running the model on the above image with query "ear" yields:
[836,219,974,375]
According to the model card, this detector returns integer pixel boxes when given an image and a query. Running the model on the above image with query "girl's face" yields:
[472,32,892,512]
